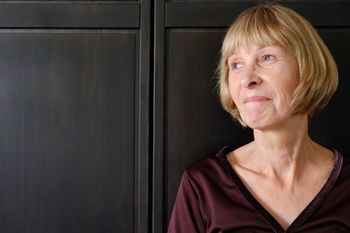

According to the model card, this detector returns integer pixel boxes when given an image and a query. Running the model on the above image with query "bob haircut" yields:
[217,3,338,126]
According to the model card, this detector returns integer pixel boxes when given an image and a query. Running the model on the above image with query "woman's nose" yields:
[239,64,262,88]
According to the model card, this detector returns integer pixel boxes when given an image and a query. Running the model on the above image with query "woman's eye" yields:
[231,62,243,70]
[262,55,275,61]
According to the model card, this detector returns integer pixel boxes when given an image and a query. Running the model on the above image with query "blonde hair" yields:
[217,3,338,125]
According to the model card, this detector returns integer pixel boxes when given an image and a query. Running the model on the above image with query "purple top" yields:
[168,146,350,233]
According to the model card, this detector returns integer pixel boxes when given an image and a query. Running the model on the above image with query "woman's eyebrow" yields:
[257,46,278,53]
[228,54,241,62]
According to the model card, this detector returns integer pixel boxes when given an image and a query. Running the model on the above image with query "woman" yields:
[168,3,350,233]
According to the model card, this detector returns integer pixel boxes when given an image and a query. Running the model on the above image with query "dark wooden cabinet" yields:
[0,1,349,233]
[0,2,150,233]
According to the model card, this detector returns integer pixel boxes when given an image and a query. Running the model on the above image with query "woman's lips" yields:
[243,96,271,104]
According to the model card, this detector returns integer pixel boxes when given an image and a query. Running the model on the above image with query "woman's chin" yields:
[242,116,281,130]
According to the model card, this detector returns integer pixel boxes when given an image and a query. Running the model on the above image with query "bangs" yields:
[222,6,288,60]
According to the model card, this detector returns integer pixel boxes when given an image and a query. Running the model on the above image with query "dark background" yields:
[0,1,348,233]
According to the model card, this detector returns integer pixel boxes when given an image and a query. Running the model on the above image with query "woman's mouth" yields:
[243,96,271,104]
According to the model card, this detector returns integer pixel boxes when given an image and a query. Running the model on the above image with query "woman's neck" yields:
[250,114,316,189]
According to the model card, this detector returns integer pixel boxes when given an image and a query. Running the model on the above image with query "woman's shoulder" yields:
[327,149,350,190]
[337,150,350,176]
[183,146,235,186]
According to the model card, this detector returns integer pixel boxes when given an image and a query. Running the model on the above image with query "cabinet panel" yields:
[165,2,350,27]
[0,3,139,28]
[0,31,137,233]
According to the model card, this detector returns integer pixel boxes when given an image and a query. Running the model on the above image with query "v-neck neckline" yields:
[218,146,343,233]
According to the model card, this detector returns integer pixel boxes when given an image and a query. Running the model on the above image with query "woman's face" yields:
[228,44,300,130]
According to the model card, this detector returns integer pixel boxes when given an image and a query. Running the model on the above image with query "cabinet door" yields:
[0,2,150,233]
